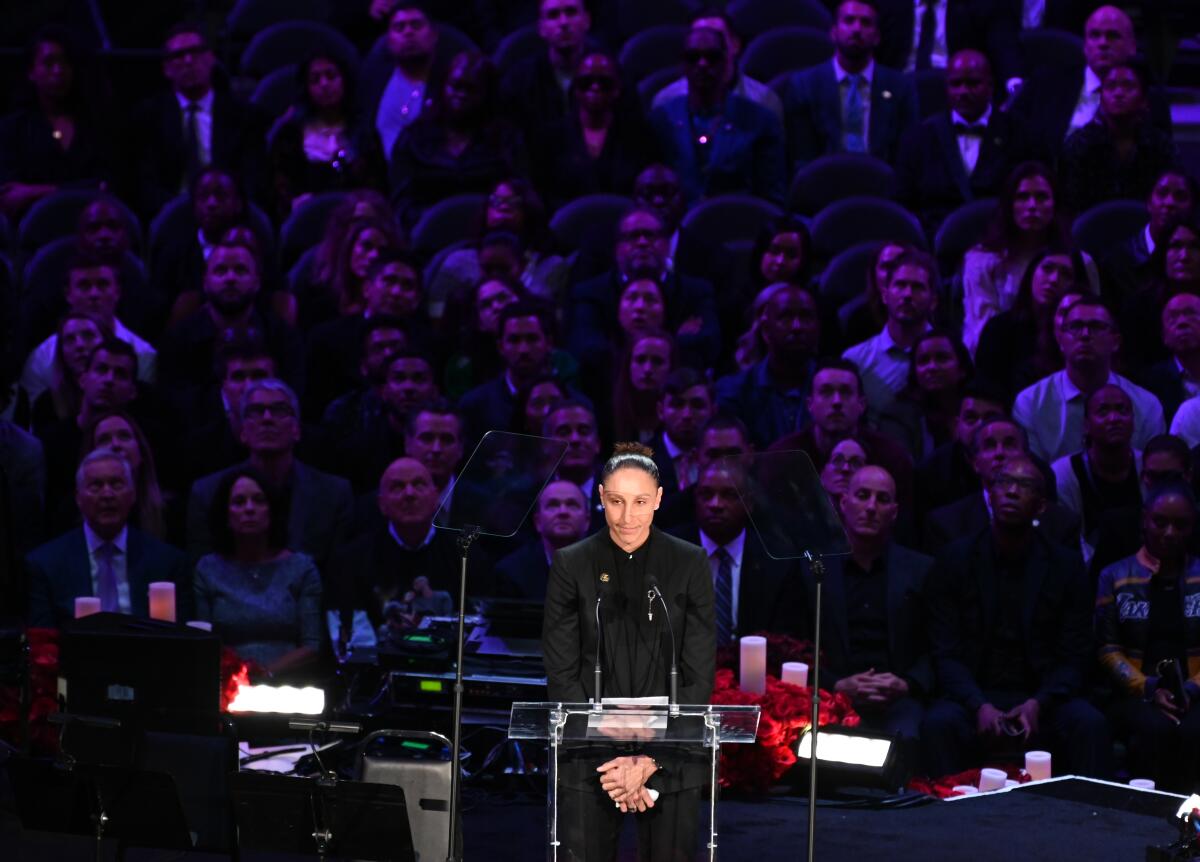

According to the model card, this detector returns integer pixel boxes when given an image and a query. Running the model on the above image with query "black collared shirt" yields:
[606,531,663,698]
[844,554,891,675]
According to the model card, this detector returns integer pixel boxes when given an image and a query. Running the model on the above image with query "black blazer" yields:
[542,527,715,705]
[923,492,1079,555]
[896,109,1039,233]
[927,529,1092,709]
[132,89,267,217]
[26,526,191,629]
[875,0,1022,82]
[1139,359,1189,426]
[669,525,805,639]
[802,545,936,694]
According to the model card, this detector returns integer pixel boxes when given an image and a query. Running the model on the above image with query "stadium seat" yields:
[933,198,998,274]
[1020,29,1083,75]
[612,0,696,42]
[820,240,883,306]
[240,21,359,79]
[409,194,486,260]
[148,195,275,270]
[678,194,784,273]
[492,24,541,72]
[739,27,834,84]
[727,0,833,40]
[251,65,300,126]
[279,192,351,272]
[1071,199,1148,261]
[226,0,331,43]
[788,154,896,216]
[549,194,634,252]
[638,65,684,114]
[618,25,688,86]
[811,197,926,260]
[18,191,143,260]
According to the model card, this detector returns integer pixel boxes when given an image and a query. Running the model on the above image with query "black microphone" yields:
[647,575,678,707]
[594,579,612,708]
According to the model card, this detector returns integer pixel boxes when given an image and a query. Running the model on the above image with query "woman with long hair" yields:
[611,330,677,443]
[79,410,166,539]
[961,162,1098,354]
[974,247,1090,403]
[25,311,108,429]
[298,214,404,331]
[268,52,387,218]
[878,329,973,461]
[195,466,321,676]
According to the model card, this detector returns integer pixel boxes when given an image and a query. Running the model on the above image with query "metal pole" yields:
[806,554,825,862]
[446,526,479,862]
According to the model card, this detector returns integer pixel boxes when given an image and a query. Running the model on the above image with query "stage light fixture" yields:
[795,726,908,789]
[228,684,325,715]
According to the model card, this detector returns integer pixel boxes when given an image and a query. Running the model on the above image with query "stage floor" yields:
[3,778,1185,860]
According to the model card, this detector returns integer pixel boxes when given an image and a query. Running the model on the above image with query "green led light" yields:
[402,741,431,750]
[419,680,443,692]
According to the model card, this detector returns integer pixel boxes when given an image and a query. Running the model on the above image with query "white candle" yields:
[148,582,176,622]
[781,662,809,688]
[952,785,979,796]
[740,636,767,695]
[74,597,101,618]
[1130,778,1156,790]
[186,620,213,632]
[1025,750,1052,781]
[978,768,1007,792]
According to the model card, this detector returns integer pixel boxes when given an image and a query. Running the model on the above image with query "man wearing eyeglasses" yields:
[132,22,266,218]
[186,379,352,574]
[923,455,1113,777]
[1013,296,1164,463]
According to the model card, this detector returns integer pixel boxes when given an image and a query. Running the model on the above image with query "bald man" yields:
[335,458,478,633]
[494,480,591,600]
[896,49,1040,233]
[1015,5,1172,154]
[798,465,934,742]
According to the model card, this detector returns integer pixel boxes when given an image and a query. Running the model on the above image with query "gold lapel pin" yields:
[600,573,610,583]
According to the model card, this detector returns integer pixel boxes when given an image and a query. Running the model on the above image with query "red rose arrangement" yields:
[907,764,1031,798]
[711,633,860,795]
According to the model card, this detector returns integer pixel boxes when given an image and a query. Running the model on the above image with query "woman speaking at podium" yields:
[542,442,716,861]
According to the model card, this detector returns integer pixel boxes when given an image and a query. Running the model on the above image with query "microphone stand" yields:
[446,524,480,862]
[804,551,824,862]
[593,595,604,710]
[649,579,678,713]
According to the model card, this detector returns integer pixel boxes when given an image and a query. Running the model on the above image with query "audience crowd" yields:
[4,0,1200,788]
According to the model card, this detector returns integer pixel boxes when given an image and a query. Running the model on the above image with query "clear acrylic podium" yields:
[510,703,760,861]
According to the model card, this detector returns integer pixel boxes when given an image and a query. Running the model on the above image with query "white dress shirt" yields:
[176,89,214,167]
[21,318,157,404]
[906,0,949,72]
[842,324,929,414]
[1068,66,1103,138]
[951,105,991,175]
[84,523,131,614]
[1013,370,1166,463]
[833,58,875,148]
[700,528,746,629]
[1170,396,1200,448]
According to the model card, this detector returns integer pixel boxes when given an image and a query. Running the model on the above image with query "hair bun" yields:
[613,441,654,459]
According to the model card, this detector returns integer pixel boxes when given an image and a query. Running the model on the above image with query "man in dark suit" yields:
[914,386,1007,522]
[923,456,1111,777]
[132,23,266,218]
[648,27,787,206]
[650,368,716,500]
[187,379,353,573]
[567,208,722,375]
[714,285,820,450]
[924,416,1077,552]
[874,0,1021,81]
[1101,169,1197,305]
[802,465,934,741]
[1013,4,1171,158]
[671,460,803,641]
[896,49,1039,233]
[545,401,607,533]
[1141,293,1200,426]
[495,480,591,599]
[28,449,189,628]
[542,445,715,859]
[316,317,407,443]
[782,0,919,168]
[500,0,593,140]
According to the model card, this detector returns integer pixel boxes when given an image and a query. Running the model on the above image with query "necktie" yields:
[843,74,866,154]
[713,548,734,646]
[95,542,119,613]
[916,0,937,71]
[184,102,202,178]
